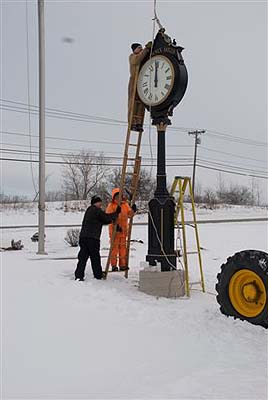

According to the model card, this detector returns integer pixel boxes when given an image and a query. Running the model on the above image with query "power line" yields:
[205,131,267,147]
[196,164,268,180]
[3,146,267,174]
[197,158,268,175]
[1,157,267,180]
[206,128,267,146]
[1,98,267,147]
[0,147,193,162]
[0,157,193,168]
[200,145,267,164]
[2,141,267,173]
[0,140,190,158]
[0,98,128,124]
[0,98,187,134]
[0,130,193,148]
[0,104,129,129]
[197,156,267,173]
[2,137,267,166]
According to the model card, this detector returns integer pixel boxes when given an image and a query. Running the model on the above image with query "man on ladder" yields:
[106,188,137,272]
[128,41,152,131]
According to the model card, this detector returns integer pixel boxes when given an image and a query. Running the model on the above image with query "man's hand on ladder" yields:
[131,204,137,213]
[116,205,121,214]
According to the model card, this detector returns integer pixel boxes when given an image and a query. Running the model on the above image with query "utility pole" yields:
[188,130,206,198]
[37,0,46,254]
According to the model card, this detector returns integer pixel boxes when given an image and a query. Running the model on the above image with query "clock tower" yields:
[138,28,188,271]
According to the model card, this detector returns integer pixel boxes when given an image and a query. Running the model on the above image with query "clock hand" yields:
[154,61,159,88]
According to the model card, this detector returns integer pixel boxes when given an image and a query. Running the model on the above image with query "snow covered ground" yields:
[1,204,268,399]
[1,201,268,226]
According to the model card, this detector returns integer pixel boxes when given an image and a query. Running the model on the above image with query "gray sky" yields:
[1,0,267,201]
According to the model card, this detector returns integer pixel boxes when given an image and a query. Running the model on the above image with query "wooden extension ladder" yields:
[103,66,145,279]
[170,176,205,296]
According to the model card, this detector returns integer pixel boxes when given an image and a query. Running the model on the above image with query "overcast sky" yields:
[1,0,267,202]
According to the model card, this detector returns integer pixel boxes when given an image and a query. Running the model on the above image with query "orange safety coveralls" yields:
[106,188,134,267]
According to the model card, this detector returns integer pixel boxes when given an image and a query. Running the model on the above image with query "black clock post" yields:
[146,119,177,270]
[142,28,188,272]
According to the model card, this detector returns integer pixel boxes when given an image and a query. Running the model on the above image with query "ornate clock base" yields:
[146,197,177,271]
[151,115,171,127]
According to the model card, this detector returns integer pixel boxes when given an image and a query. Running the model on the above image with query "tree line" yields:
[1,150,263,207]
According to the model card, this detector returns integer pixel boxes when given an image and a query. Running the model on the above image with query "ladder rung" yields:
[129,143,138,147]
[189,281,202,286]
[186,251,198,255]
[126,171,138,175]
[109,270,127,273]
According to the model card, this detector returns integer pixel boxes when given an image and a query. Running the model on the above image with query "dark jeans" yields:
[75,237,103,280]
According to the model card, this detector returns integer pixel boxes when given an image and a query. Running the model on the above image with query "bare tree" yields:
[218,183,254,205]
[45,190,65,202]
[217,172,225,200]
[192,181,203,203]
[108,167,156,201]
[203,188,218,208]
[62,151,108,200]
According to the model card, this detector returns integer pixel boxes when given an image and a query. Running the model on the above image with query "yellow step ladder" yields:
[170,176,205,296]
[104,66,145,279]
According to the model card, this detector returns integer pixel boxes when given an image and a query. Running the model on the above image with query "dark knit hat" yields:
[131,43,142,52]
[91,195,102,205]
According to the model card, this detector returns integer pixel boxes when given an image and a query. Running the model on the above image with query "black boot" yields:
[119,266,129,272]
[136,124,144,132]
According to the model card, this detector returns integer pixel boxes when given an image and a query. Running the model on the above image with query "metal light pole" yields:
[188,130,205,198]
[37,0,46,254]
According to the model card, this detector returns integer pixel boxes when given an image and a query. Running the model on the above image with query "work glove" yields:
[116,205,121,214]
[116,225,123,233]
[131,204,137,213]
[145,41,152,49]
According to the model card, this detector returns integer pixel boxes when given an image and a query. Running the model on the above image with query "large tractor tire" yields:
[216,250,268,328]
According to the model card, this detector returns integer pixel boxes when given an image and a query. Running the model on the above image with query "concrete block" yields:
[139,269,185,298]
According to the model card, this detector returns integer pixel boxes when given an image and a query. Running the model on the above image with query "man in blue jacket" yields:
[74,195,121,281]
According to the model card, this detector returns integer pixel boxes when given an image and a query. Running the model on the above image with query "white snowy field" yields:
[1,201,268,227]
[1,204,268,399]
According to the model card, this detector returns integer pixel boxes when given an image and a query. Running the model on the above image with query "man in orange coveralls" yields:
[106,188,137,271]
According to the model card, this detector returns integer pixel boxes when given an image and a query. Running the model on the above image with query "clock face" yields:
[137,55,175,107]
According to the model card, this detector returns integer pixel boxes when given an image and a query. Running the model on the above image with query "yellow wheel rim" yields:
[229,269,266,318]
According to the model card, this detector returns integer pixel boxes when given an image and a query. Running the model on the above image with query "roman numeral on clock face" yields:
[165,84,170,90]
